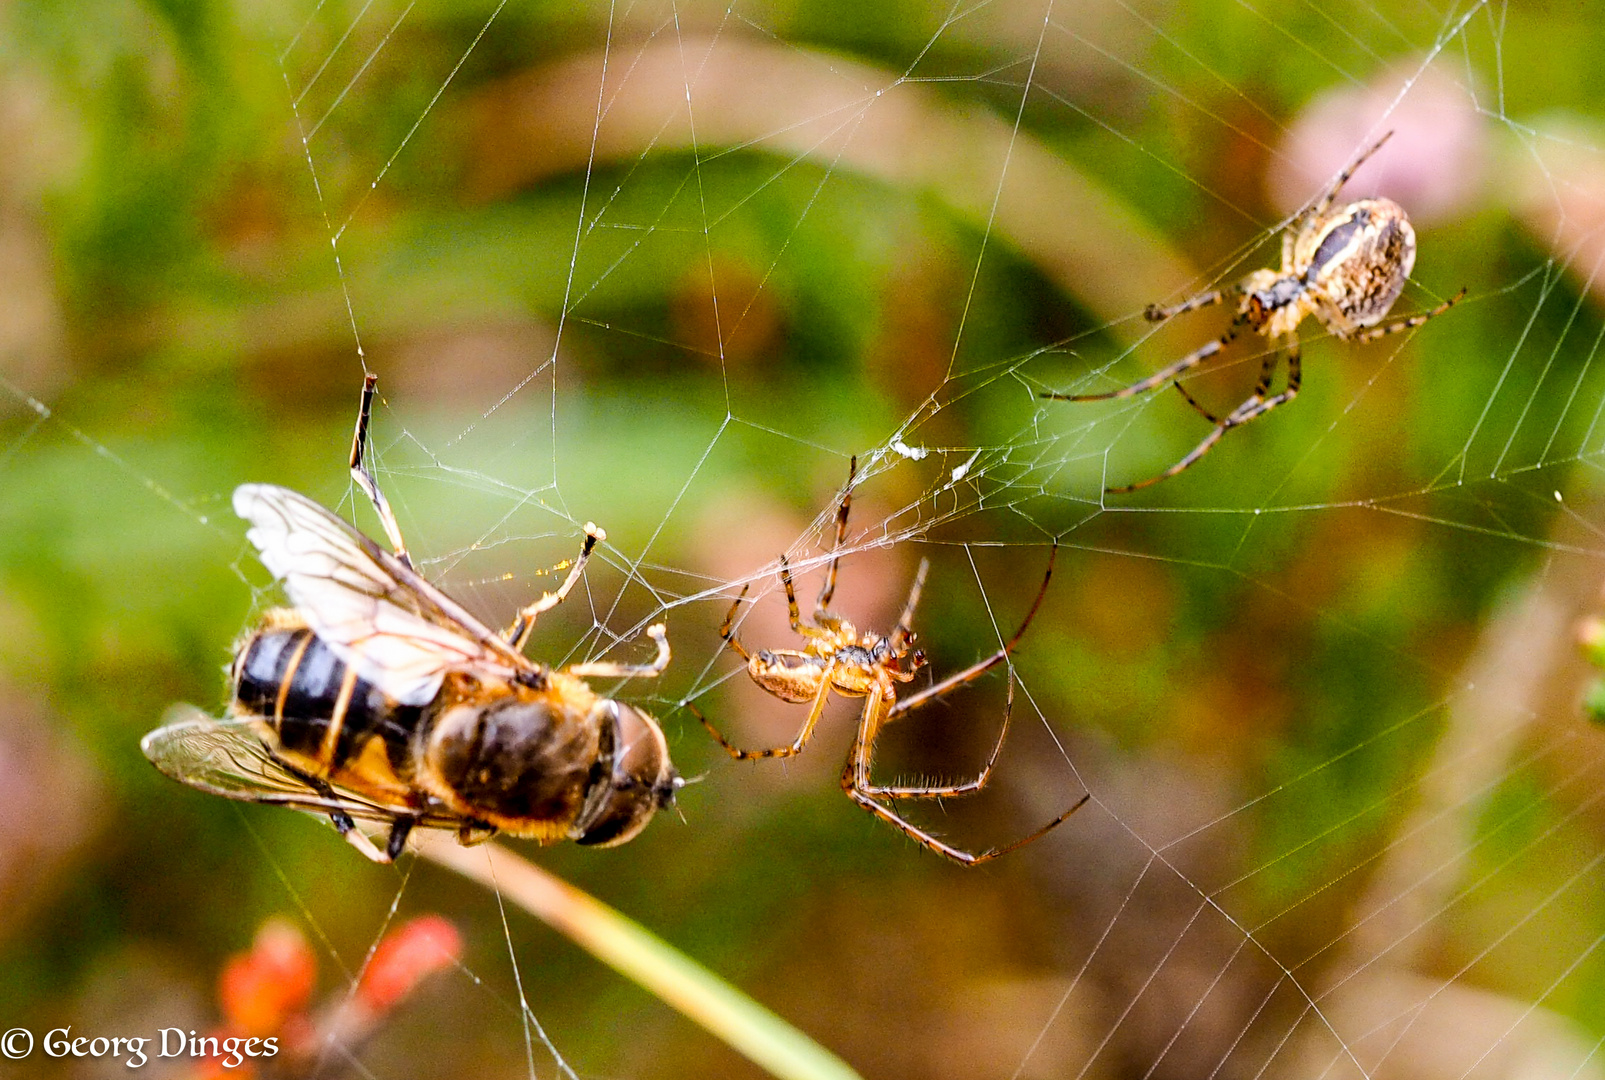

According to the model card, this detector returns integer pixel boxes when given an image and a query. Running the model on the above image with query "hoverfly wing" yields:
[142,708,459,828]
[233,483,532,706]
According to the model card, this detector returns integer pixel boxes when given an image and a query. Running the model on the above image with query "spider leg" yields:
[780,556,834,641]
[843,682,1086,866]
[1170,379,1223,425]
[1042,318,1244,403]
[888,557,930,654]
[564,624,670,680]
[1143,283,1239,324]
[1169,327,1295,423]
[504,523,605,650]
[1222,337,1302,428]
[1109,428,1229,494]
[1107,337,1302,494]
[780,555,807,633]
[1241,333,1284,404]
[888,545,1056,719]
[843,784,1086,866]
[348,374,414,570]
[1352,287,1466,344]
[718,584,754,661]
[815,456,855,621]
[859,668,1014,798]
[1309,130,1394,221]
[692,660,837,760]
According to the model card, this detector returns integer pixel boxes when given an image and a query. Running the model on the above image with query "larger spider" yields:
[1044,132,1466,493]
[696,459,1088,866]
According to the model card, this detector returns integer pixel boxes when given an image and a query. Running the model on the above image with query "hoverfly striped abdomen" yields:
[231,615,422,788]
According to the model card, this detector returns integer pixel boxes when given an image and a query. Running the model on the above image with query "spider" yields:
[1043,131,1466,493]
[695,459,1088,866]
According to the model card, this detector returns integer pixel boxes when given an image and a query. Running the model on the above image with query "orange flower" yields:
[357,916,463,1013]
[218,918,316,1038]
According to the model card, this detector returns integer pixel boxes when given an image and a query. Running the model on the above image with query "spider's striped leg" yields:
[1222,337,1302,428]
[1166,334,1284,424]
[1309,130,1394,221]
[1142,286,1234,324]
[1251,336,1282,396]
[1043,317,1245,403]
[1108,338,1300,494]
[718,584,755,661]
[1170,380,1222,425]
[843,782,1086,866]
[887,557,930,655]
[814,456,856,623]
[863,672,1018,799]
[842,682,1086,866]
[1107,425,1229,494]
[347,374,414,570]
[692,660,837,760]
[780,556,835,641]
[861,672,1088,819]
[889,545,1056,718]
[1353,287,1466,344]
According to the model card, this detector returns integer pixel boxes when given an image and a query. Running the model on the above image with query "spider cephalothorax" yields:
[1045,132,1465,493]
[739,590,927,706]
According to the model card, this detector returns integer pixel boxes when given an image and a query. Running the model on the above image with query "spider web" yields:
[8,0,1605,1078]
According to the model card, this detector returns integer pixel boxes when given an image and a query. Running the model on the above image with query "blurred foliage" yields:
[6,1,1605,1079]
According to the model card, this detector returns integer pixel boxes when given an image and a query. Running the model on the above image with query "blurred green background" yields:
[7,1,1605,1077]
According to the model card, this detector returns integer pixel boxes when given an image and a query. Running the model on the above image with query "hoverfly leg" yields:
[505,522,606,651]
[565,624,670,679]
[339,821,390,863]
[348,374,414,570]
[292,762,392,863]
[458,820,497,846]
[385,816,418,861]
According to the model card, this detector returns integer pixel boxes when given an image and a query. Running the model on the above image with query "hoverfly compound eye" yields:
[573,702,676,847]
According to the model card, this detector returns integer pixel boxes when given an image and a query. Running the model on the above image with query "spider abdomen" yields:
[749,651,831,703]
[1302,197,1417,331]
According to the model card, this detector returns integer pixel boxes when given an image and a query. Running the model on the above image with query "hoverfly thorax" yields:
[419,675,603,841]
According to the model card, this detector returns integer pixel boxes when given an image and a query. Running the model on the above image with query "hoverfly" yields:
[143,376,682,863]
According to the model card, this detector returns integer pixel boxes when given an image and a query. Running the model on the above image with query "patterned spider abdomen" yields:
[1298,197,1417,331]
[748,649,832,703]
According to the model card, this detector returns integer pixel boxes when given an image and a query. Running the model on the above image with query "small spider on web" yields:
[692,458,1088,866]
[1044,131,1467,493]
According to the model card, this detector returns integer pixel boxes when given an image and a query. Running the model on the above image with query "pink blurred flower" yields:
[1267,62,1487,227]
